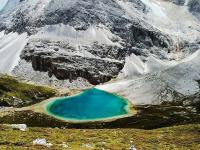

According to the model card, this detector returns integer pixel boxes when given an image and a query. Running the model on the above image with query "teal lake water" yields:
[45,88,129,121]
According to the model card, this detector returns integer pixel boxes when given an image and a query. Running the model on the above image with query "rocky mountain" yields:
[0,0,174,86]
[0,0,200,99]
[1,1,200,149]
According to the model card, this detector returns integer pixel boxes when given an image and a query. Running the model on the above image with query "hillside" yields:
[0,75,56,107]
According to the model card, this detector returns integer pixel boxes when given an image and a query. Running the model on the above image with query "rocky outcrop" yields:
[173,0,186,5]
[30,54,123,85]
[0,0,174,85]
[188,0,200,20]
[130,22,172,48]
[0,0,137,34]
[188,0,200,13]
[21,40,124,85]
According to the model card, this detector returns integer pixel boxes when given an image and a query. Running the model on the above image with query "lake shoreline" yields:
[18,88,137,123]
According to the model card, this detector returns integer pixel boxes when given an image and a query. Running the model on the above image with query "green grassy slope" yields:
[0,75,56,107]
[0,124,199,150]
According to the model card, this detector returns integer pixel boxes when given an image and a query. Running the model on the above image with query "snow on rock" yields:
[140,0,200,42]
[0,0,20,14]
[0,31,28,73]
[141,0,167,18]
[10,124,27,131]
[97,49,200,105]
[115,0,200,42]
[12,60,92,89]
[45,0,78,13]
[144,56,178,73]
[118,53,178,79]
[118,54,146,78]
[185,0,190,5]
[161,50,200,96]
[33,139,53,148]
[0,0,8,12]
[33,23,122,47]
[1,0,51,26]
[115,0,144,20]
[0,31,5,39]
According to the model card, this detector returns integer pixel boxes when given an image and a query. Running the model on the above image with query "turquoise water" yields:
[45,88,129,121]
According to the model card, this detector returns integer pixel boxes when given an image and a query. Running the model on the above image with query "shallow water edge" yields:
[44,88,136,123]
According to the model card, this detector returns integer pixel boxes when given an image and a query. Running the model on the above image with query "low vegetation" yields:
[0,75,56,107]
[0,124,199,150]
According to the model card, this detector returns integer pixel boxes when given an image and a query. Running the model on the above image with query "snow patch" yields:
[119,53,178,79]
[141,0,167,18]
[185,0,190,5]
[141,0,200,41]
[115,0,142,20]
[33,24,122,47]
[119,54,146,78]
[0,0,20,14]
[0,31,28,73]
[0,31,5,39]
[0,0,8,12]
[45,0,78,13]
[97,49,200,105]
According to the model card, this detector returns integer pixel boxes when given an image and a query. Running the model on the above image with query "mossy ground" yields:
[0,124,199,150]
[0,75,56,107]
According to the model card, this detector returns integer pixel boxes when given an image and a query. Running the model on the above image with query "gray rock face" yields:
[173,0,186,5]
[130,22,171,48]
[188,0,200,13]
[21,39,124,85]
[188,0,200,20]
[0,0,173,85]
[0,0,138,34]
